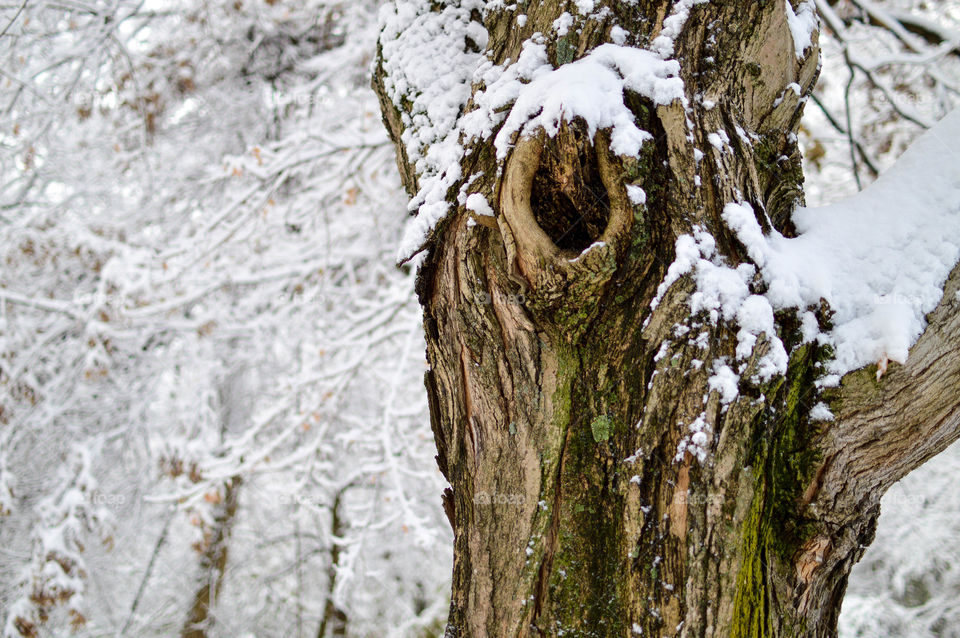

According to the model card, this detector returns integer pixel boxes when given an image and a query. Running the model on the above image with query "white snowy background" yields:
[0,1,958,636]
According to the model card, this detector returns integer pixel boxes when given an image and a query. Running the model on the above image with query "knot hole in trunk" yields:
[530,120,611,253]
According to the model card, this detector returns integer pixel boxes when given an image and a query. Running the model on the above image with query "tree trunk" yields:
[373,2,960,636]
[317,490,348,638]
[182,476,241,638]
[183,367,247,638]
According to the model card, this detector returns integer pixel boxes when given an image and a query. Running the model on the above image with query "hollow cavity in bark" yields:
[529,121,611,253]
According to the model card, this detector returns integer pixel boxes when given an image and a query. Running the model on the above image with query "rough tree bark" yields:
[373,2,960,636]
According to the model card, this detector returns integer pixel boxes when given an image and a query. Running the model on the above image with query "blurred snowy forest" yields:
[0,1,958,636]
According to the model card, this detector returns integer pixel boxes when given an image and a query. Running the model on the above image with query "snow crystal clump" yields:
[707,129,730,152]
[610,25,629,45]
[675,413,712,463]
[574,0,596,15]
[465,193,494,217]
[809,402,835,422]
[553,12,574,36]
[627,184,647,206]
[736,295,789,379]
[650,227,716,311]
[708,361,740,405]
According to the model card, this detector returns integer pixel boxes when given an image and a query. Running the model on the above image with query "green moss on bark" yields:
[732,343,824,637]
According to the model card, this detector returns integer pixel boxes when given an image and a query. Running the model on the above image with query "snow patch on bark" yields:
[627,184,647,206]
[651,227,790,386]
[553,12,574,36]
[378,0,489,260]
[809,402,835,422]
[465,193,494,217]
[708,361,740,405]
[651,0,711,59]
[493,44,684,159]
[785,0,818,59]
[675,412,712,463]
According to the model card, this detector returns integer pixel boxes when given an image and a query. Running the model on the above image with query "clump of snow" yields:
[785,0,818,59]
[736,295,789,379]
[708,361,740,404]
[675,412,712,463]
[651,226,716,311]
[494,44,684,159]
[735,296,775,359]
[627,184,647,206]
[553,12,574,36]
[651,0,711,58]
[465,193,494,217]
[654,340,672,363]
[574,0,596,15]
[610,25,629,46]
[722,203,768,266]
[694,331,710,350]
[707,129,730,152]
[809,402,835,422]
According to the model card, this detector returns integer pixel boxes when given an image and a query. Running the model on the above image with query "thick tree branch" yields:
[818,261,960,514]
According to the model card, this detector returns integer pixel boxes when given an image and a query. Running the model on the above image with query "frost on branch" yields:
[1,1,450,634]
[4,447,112,638]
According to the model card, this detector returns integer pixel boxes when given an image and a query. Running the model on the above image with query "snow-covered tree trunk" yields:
[374,1,960,636]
